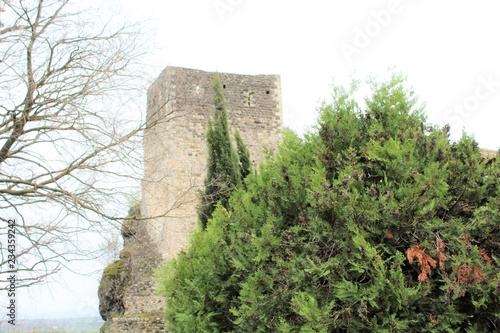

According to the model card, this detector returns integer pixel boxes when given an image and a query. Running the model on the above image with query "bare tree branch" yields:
[0,0,157,289]
[0,0,209,290]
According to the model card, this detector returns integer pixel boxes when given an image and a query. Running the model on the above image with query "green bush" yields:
[157,74,499,332]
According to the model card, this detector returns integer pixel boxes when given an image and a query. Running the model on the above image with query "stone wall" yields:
[110,315,166,333]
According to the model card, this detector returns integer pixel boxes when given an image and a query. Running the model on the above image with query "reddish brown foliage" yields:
[435,237,447,272]
[479,248,493,264]
[447,235,491,285]
[407,245,437,282]
[462,234,470,245]
[454,263,484,284]
[384,231,394,239]
[407,236,491,286]
[429,314,437,326]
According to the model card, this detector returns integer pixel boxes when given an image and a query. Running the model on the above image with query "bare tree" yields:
[0,0,152,288]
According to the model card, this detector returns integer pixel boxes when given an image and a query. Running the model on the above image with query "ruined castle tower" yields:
[103,67,282,332]
[142,66,283,261]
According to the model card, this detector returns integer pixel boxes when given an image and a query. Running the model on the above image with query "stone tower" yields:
[102,67,282,332]
[142,66,283,260]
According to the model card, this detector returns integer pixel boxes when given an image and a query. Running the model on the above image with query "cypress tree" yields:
[234,129,252,182]
[198,73,240,229]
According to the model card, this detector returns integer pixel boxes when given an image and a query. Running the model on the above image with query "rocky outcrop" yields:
[99,204,166,332]
[98,259,128,321]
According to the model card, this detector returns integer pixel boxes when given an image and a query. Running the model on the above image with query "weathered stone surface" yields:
[121,204,141,238]
[98,259,127,321]
[109,314,167,333]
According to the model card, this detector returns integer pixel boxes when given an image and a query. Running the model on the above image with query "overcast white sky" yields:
[126,0,500,148]
[9,0,500,321]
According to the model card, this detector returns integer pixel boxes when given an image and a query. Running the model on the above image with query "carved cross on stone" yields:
[244,91,254,107]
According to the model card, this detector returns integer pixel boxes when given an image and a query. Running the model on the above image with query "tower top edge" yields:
[150,66,281,89]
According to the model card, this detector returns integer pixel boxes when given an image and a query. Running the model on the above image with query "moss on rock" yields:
[98,259,129,321]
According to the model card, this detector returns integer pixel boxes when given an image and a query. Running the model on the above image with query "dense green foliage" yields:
[159,75,500,332]
[199,74,242,229]
[235,129,252,181]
